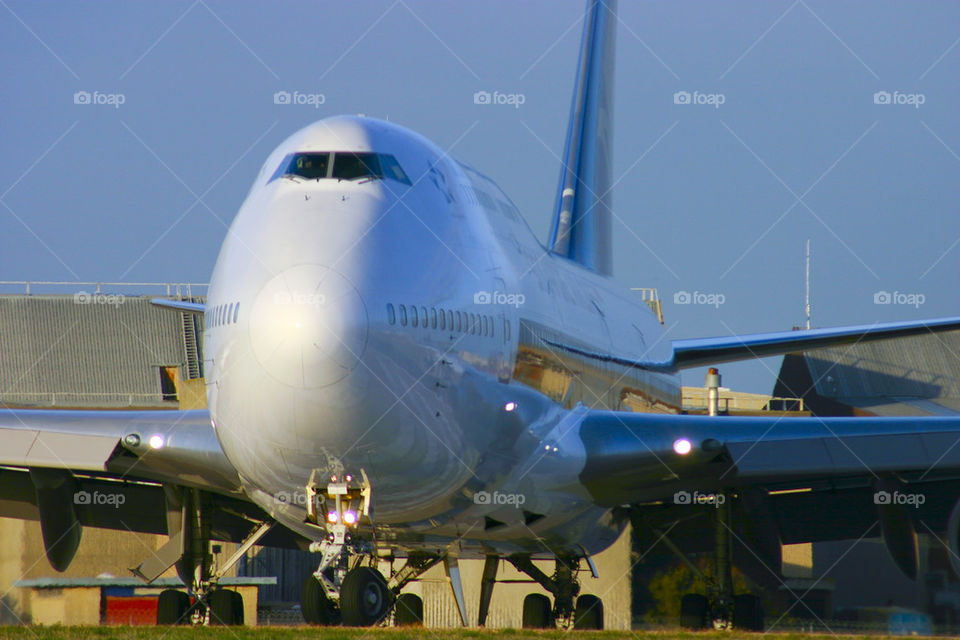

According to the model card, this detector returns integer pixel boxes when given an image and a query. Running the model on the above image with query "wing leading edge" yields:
[577,410,960,507]
[670,316,960,369]
[0,409,240,495]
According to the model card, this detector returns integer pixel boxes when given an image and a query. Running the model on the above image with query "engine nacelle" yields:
[874,477,918,580]
[30,468,82,572]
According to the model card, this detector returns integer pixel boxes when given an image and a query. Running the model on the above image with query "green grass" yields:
[0,628,937,640]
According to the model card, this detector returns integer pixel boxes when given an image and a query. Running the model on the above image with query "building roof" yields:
[777,329,960,417]
[0,294,201,408]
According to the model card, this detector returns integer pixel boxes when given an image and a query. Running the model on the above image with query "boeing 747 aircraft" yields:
[3,0,960,630]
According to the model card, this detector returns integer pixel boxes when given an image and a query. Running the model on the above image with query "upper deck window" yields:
[270,152,411,186]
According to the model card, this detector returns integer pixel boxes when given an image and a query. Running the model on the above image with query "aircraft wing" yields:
[669,316,960,369]
[578,410,960,507]
[0,409,240,494]
[150,298,206,314]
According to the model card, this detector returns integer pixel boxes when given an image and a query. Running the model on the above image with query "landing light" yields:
[343,510,358,525]
[673,438,692,455]
[149,434,165,450]
[327,510,339,523]
[504,402,517,412]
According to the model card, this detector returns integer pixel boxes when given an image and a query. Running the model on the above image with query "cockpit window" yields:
[269,153,330,181]
[380,154,411,185]
[332,152,381,181]
[269,151,411,186]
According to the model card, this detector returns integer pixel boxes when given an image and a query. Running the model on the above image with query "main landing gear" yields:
[505,553,604,630]
[131,486,274,626]
[651,490,765,631]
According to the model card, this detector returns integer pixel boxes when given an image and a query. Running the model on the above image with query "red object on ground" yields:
[104,596,158,625]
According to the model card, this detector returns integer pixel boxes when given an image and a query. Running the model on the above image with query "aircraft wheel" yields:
[733,593,764,631]
[680,593,709,629]
[340,566,393,626]
[209,588,242,625]
[522,593,552,629]
[156,589,189,625]
[301,575,338,625]
[574,594,603,629]
[395,592,424,626]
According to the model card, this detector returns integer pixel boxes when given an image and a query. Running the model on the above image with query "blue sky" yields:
[1,1,957,393]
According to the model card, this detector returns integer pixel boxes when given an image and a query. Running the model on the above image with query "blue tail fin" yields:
[548,0,617,276]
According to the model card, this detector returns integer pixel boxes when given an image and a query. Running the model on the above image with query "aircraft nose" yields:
[248,264,368,389]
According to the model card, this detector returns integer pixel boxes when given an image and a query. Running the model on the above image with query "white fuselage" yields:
[204,116,676,556]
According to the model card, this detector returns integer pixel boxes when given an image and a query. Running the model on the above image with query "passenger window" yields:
[399,305,408,326]
[430,308,437,329]
[233,303,240,323]
[439,309,446,330]
[446,310,454,330]
[455,311,462,332]
[227,303,234,324]
[410,304,418,327]
[387,303,396,325]
[420,306,428,328]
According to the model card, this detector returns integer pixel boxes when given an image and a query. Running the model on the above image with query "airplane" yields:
[3,0,960,630]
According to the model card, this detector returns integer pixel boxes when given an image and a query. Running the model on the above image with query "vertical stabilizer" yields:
[548,0,616,275]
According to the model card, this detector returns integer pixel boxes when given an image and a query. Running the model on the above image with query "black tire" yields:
[733,593,764,632]
[208,588,240,626]
[340,567,394,626]
[395,593,423,626]
[156,589,189,625]
[680,593,709,630]
[522,593,552,629]
[300,575,337,625]
[231,590,244,626]
[574,594,603,630]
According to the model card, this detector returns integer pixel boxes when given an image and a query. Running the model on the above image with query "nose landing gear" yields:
[302,469,398,626]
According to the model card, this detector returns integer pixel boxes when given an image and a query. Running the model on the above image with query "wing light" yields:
[148,434,165,450]
[673,438,692,455]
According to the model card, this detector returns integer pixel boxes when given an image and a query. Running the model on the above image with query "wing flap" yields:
[726,429,957,478]
[0,428,121,470]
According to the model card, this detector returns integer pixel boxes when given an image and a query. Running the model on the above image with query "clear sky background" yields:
[1,1,957,394]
